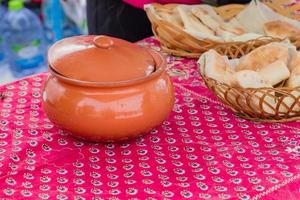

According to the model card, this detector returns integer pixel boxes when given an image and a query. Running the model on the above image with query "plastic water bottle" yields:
[0,3,14,85]
[4,0,46,78]
[42,0,81,43]
[0,3,7,65]
[42,0,63,43]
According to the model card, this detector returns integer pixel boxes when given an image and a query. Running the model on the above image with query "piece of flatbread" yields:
[237,43,289,71]
[288,51,300,71]
[198,49,234,84]
[219,23,245,35]
[191,6,222,31]
[230,70,270,88]
[264,20,300,39]
[215,28,238,42]
[232,33,263,42]
[287,66,300,88]
[177,5,223,42]
[192,5,245,41]
[177,5,214,35]
[286,51,300,88]
[156,5,183,28]
[228,0,300,36]
[259,60,290,86]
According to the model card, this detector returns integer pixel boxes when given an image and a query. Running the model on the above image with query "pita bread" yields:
[264,20,300,39]
[198,49,234,84]
[156,5,183,28]
[191,6,245,41]
[287,67,300,88]
[215,29,237,42]
[232,33,263,42]
[191,6,221,31]
[259,60,290,86]
[237,43,289,71]
[288,51,300,71]
[214,23,246,41]
[197,52,206,76]
[230,70,270,88]
[177,5,223,42]
[228,1,300,36]
[177,5,214,35]
[147,3,178,11]
[219,23,245,36]
[228,58,239,71]
[286,51,300,88]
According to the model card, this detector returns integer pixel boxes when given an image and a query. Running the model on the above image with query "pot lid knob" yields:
[48,35,157,83]
[93,36,114,49]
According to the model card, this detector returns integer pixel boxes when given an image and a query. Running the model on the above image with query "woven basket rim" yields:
[145,2,300,59]
[201,75,300,91]
[145,4,278,46]
[201,74,300,122]
[145,5,216,44]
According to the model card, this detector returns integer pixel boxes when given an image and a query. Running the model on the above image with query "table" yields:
[0,37,300,200]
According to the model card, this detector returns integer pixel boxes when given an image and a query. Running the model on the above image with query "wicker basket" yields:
[145,2,300,58]
[201,76,300,122]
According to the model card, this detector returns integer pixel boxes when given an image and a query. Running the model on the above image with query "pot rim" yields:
[48,48,167,88]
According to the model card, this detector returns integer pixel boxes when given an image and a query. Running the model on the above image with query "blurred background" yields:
[0,0,87,85]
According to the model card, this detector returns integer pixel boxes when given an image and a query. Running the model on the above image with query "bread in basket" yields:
[145,0,300,58]
[198,41,300,122]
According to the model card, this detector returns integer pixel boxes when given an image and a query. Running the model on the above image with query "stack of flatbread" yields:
[145,0,300,43]
[198,42,300,88]
[146,4,250,42]
[198,42,300,114]
[230,0,300,39]
[263,20,300,39]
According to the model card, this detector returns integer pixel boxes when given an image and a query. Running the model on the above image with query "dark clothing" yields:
[87,0,153,42]
[217,0,250,5]
[86,0,251,42]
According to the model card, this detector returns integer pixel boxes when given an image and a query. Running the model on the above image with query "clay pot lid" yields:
[48,35,156,82]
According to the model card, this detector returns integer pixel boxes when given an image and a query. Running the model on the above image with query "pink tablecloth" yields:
[1,38,300,200]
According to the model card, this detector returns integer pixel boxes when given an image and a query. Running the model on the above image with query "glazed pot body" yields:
[42,71,174,141]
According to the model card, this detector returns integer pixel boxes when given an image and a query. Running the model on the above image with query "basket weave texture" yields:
[145,2,300,58]
[202,76,300,122]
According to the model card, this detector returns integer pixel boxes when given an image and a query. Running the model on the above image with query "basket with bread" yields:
[198,41,300,122]
[144,0,300,58]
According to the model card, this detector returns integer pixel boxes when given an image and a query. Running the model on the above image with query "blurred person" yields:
[87,0,207,42]
[86,0,250,42]
[217,0,250,5]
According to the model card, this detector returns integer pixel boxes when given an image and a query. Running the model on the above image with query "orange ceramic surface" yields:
[43,35,174,142]
[48,35,155,82]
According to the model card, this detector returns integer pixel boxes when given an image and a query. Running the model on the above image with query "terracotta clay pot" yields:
[42,35,174,142]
